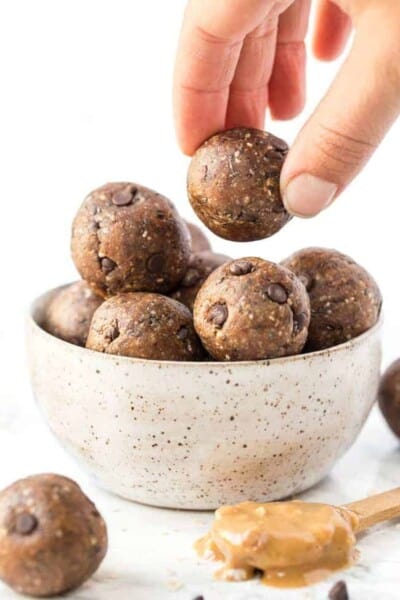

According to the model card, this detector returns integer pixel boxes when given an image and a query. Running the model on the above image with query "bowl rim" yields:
[28,284,383,368]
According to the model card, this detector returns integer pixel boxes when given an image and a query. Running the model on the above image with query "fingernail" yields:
[283,174,338,218]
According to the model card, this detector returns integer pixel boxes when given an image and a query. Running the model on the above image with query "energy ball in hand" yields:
[43,281,103,346]
[378,359,400,439]
[187,128,291,242]
[0,474,107,597]
[86,293,205,361]
[171,251,230,311]
[282,247,382,351]
[193,258,310,361]
[71,182,191,297]
[185,221,212,252]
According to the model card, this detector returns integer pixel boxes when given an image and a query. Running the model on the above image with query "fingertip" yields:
[174,121,197,156]
[174,87,228,155]
[312,42,343,62]
[176,131,209,156]
[179,142,196,157]
[312,33,351,62]
[281,173,338,218]
[270,98,305,121]
[313,0,352,62]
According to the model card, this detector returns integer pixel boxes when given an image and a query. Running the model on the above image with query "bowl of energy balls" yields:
[27,128,383,509]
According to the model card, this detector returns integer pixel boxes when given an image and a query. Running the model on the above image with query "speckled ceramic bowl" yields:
[27,286,382,510]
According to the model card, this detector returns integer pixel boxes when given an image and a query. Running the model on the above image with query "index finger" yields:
[173,0,271,155]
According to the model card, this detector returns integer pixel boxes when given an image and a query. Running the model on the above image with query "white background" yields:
[0,2,399,599]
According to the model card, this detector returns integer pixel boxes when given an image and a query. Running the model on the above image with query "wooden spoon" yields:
[345,487,400,532]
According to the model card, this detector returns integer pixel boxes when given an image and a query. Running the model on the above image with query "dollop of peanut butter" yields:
[195,501,359,588]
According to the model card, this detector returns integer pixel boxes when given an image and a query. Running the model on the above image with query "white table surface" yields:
[1,322,400,600]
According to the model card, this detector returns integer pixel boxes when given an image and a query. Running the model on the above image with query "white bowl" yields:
[27,286,382,510]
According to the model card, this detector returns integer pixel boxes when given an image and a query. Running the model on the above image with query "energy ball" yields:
[187,128,291,242]
[86,293,205,361]
[282,247,382,351]
[185,221,212,252]
[193,258,310,361]
[0,473,107,597]
[171,251,230,311]
[378,359,400,439]
[43,281,103,346]
[71,182,191,297]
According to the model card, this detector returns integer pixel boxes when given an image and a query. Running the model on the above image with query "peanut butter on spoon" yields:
[195,488,400,588]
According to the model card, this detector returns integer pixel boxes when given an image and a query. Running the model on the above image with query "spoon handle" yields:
[345,487,400,532]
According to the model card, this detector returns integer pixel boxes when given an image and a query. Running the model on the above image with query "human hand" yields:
[173,0,400,217]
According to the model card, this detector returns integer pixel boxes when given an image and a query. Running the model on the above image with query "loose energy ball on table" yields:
[43,281,103,346]
[187,128,291,242]
[185,220,212,252]
[0,473,107,597]
[86,292,205,361]
[171,251,230,311]
[71,182,191,297]
[193,258,310,361]
[282,247,382,351]
[378,359,400,439]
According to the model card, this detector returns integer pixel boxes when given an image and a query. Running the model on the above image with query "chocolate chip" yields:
[105,322,119,342]
[207,304,228,327]
[112,186,137,206]
[265,149,285,161]
[101,257,117,274]
[182,268,202,287]
[293,312,308,333]
[269,135,288,153]
[229,260,253,276]
[177,326,188,340]
[193,596,204,600]
[266,283,288,304]
[15,513,38,535]
[147,253,165,273]
[328,580,349,600]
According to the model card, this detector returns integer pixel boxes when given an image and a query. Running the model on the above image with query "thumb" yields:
[281,9,400,217]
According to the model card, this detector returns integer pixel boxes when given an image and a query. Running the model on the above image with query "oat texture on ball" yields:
[86,292,205,361]
[0,473,107,597]
[282,247,382,351]
[71,182,191,297]
[187,128,291,242]
[171,251,230,311]
[378,359,400,439]
[43,281,103,346]
[193,258,310,361]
